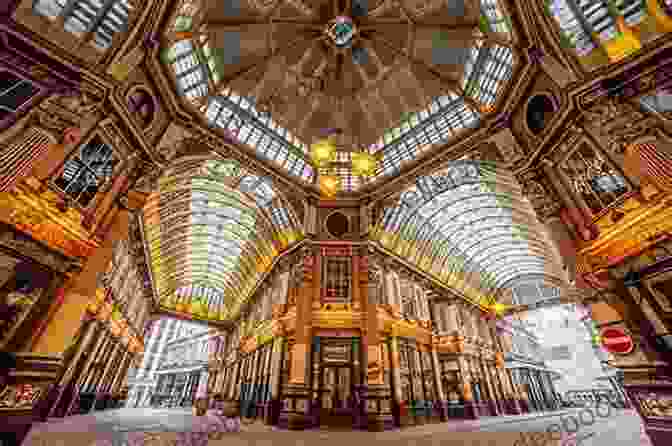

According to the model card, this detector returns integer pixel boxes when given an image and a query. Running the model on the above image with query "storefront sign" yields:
[321,246,352,257]
[601,327,634,354]
[314,329,358,338]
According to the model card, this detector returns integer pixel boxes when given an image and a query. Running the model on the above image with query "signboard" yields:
[601,327,634,355]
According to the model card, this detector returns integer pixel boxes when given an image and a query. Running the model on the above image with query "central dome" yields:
[325,16,357,47]
[163,0,517,191]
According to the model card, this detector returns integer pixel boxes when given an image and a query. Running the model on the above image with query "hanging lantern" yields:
[310,138,337,167]
[351,152,378,177]
[319,174,341,197]
[479,103,496,114]
[601,17,641,63]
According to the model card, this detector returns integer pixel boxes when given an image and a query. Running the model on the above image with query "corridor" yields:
[21,407,652,446]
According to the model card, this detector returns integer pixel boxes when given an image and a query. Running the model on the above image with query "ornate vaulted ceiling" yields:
[161,0,517,192]
[141,157,303,322]
[371,159,567,306]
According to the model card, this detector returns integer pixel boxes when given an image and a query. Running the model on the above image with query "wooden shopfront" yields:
[0,223,81,445]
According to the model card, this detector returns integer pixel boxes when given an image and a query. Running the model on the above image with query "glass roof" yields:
[161,0,517,191]
[370,160,565,304]
[546,0,650,58]
[142,157,303,322]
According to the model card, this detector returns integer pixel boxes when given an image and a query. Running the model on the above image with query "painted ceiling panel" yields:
[370,160,566,305]
[142,157,303,322]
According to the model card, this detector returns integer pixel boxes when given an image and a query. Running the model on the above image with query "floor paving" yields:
[22,407,653,446]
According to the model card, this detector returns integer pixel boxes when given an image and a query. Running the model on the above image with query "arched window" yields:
[33,0,133,50]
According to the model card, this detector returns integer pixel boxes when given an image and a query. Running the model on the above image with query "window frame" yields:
[49,130,124,211]
[0,70,43,130]
[557,136,633,217]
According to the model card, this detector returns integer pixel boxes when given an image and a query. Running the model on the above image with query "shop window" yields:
[52,135,120,208]
[560,142,629,214]
[0,257,52,349]
[398,340,417,404]
[0,72,37,122]
[322,256,351,303]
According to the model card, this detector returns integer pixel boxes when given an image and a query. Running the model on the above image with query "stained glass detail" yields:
[370,160,565,303]
[142,158,303,322]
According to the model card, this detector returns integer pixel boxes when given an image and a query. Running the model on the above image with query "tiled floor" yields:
[22,407,653,446]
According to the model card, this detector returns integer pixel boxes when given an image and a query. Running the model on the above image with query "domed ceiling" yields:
[162,0,517,192]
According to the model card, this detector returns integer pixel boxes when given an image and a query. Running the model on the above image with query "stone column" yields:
[267,337,284,425]
[262,342,273,401]
[480,360,499,415]
[194,369,209,414]
[45,319,100,418]
[246,348,261,417]
[99,341,123,391]
[412,348,425,423]
[75,329,108,391]
[477,317,490,347]
[390,272,402,315]
[110,349,131,395]
[360,202,370,236]
[303,199,317,236]
[462,306,477,341]
[457,356,478,419]
[388,336,403,426]
[90,340,122,411]
[228,360,240,401]
[445,302,459,334]
[430,341,447,420]
[281,246,317,430]
[360,249,391,431]
[63,328,109,415]
[289,247,316,384]
[82,333,115,393]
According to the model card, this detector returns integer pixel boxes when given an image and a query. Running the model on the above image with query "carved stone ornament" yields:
[517,173,561,221]
[581,99,658,155]
[33,109,71,135]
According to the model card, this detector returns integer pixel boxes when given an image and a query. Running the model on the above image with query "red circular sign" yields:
[601,327,634,354]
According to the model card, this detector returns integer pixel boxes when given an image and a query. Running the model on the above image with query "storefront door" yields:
[319,365,353,428]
